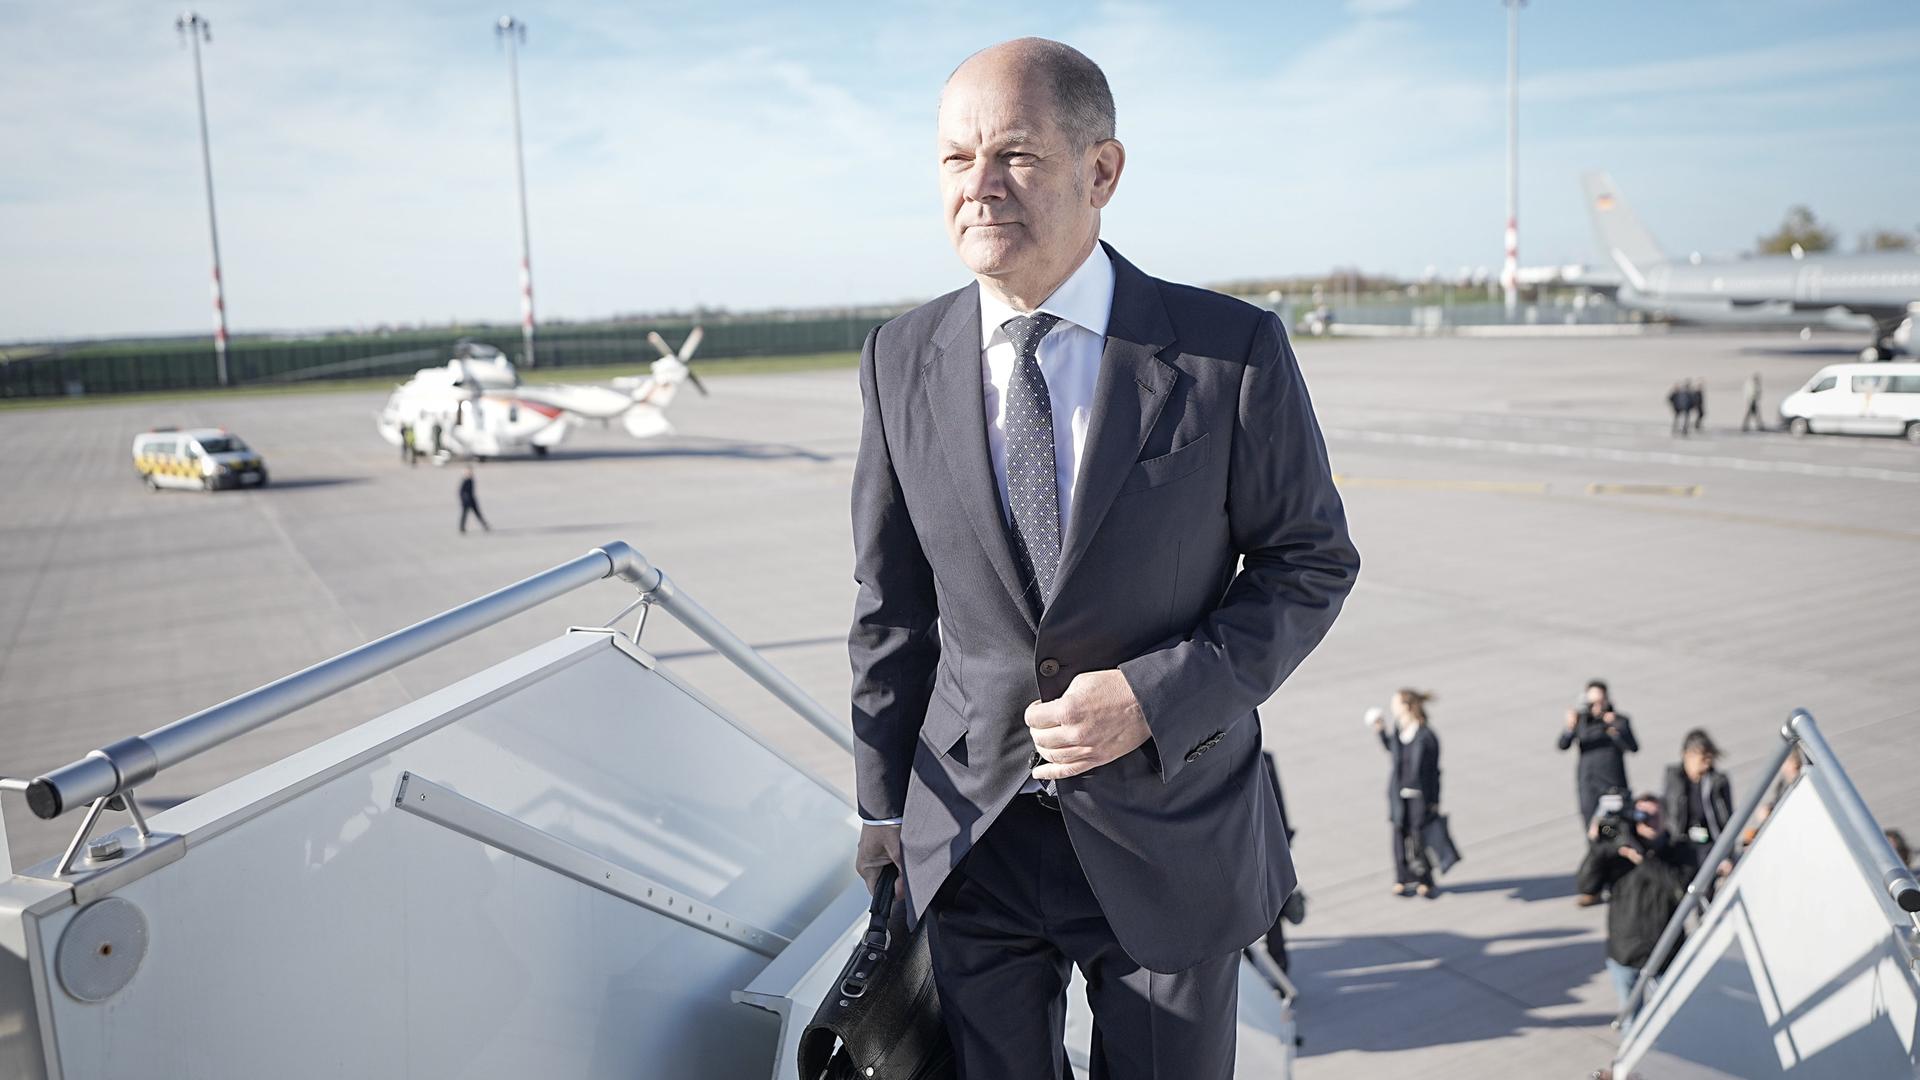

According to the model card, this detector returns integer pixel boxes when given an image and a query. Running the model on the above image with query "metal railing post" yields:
[1788,711,1920,915]
[610,549,854,755]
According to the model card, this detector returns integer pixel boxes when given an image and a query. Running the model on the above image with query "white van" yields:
[1779,363,1920,443]
[131,427,270,491]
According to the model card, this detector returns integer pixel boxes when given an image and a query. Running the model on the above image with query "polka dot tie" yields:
[1001,312,1063,612]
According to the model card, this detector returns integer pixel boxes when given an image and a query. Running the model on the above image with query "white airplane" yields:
[377,330,707,459]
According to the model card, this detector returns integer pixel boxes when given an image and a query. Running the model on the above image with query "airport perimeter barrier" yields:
[0,309,906,399]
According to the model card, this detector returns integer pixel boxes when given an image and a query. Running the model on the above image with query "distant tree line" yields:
[1757,206,1916,255]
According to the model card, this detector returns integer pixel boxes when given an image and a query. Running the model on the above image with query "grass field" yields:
[0,351,862,412]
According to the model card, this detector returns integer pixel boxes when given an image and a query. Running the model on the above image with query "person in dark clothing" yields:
[1576,793,1693,1016]
[458,466,490,533]
[1259,752,1297,972]
[1372,689,1442,897]
[1560,680,1639,827]
[1668,383,1691,436]
[1689,378,1707,432]
[1741,373,1764,432]
[1663,728,1733,872]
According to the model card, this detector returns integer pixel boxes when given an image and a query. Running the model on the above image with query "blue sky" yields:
[2,0,1915,340]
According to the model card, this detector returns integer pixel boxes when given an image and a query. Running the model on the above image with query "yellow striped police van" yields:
[132,428,270,491]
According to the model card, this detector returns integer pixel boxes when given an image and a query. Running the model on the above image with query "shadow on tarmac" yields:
[1290,927,1608,1057]
[516,438,839,465]
[1438,872,1580,903]
[258,476,370,491]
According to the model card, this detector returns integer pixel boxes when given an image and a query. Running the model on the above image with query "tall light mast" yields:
[1502,0,1523,319]
[176,12,230,385]
[496,15,538,368]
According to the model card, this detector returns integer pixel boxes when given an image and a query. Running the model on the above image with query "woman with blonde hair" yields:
[1370,689,1443,897]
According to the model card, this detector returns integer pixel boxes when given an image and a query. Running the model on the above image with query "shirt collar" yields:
[977,242,1115,350]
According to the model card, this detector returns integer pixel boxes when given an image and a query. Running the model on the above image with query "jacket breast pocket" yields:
[1117,431,1211,496]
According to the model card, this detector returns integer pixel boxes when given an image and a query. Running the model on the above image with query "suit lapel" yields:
[923,286,1041,633]
[1051,247,1178,601]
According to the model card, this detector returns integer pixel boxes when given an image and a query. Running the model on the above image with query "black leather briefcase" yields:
[1422,814,1463,875]
[796,866,955,1080]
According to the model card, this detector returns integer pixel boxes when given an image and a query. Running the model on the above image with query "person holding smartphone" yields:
[1559,679,1638,828]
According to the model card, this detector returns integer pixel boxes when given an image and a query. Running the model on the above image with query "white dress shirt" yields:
[862,243,1116,827]
[976,242,1115,537]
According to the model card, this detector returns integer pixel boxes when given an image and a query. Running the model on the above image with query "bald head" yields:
[946,38,1115,151]
[937,38,1126,309]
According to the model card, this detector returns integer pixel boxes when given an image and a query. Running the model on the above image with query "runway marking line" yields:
[1332,475,1547,495]
[1323,427,1920,485]
[1586,483,1702,498]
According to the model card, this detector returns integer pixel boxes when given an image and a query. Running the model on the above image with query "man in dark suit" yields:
[848,38,1359,1079]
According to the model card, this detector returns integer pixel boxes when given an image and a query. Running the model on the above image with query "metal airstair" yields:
[1611,712,1920,1079]
[0,543,1297,1078]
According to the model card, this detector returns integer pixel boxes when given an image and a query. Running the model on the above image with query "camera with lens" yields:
[1595,808,1632,844]
[1590,789,1641,846]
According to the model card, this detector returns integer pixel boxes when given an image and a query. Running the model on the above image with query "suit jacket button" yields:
[1185,749,1203,763]
[1038,658,1061,677]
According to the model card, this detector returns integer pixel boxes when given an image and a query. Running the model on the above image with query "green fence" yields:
[0,310,900,399]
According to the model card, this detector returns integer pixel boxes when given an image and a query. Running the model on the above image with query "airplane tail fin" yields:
[1582,171,1666,290]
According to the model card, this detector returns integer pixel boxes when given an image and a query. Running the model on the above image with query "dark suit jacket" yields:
[1557,709,1637,795]
[1379,725,1441,829]
[848,243,1359,974]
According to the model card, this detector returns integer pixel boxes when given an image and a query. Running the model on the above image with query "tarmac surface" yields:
[3,329,1917,1078]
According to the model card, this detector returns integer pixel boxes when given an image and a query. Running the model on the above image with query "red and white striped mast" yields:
[177,11,230,385]
[1501,0,1523,319]
[497,15,538,368]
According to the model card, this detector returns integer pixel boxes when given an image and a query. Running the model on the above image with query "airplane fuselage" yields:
[1631,251,1920,313]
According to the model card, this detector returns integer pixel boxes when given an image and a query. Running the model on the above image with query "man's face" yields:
[1586,686,1607,710]
[937,65,1101,285]
[1684,747,1715,780]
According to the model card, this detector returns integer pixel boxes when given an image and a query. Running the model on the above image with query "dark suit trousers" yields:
[1391,800,1435,888]
[925,795,1239,1080]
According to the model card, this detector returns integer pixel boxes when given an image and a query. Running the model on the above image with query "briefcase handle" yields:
[841,865,897,1000]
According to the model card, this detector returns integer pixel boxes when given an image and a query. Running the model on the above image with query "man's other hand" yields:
[1026,669,1151,781]
[856,823,904,899]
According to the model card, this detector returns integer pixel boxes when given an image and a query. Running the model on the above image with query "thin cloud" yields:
[0,1,1915,340]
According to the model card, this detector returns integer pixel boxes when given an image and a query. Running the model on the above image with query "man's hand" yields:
[1617,845,1644,865]
[1026,669,1151,781]
[856,823,904,899]
[1565,709,1579,731]
[1634,822,1660,843]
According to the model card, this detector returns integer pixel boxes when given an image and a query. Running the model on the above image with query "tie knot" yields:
[1002,312,1061,359]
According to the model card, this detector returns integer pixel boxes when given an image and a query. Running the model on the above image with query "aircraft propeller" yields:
[647,329,709,397]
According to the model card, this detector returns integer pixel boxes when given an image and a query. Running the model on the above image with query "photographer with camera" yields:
[1559,680,1639,831]
[1576,793,1692,1016]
